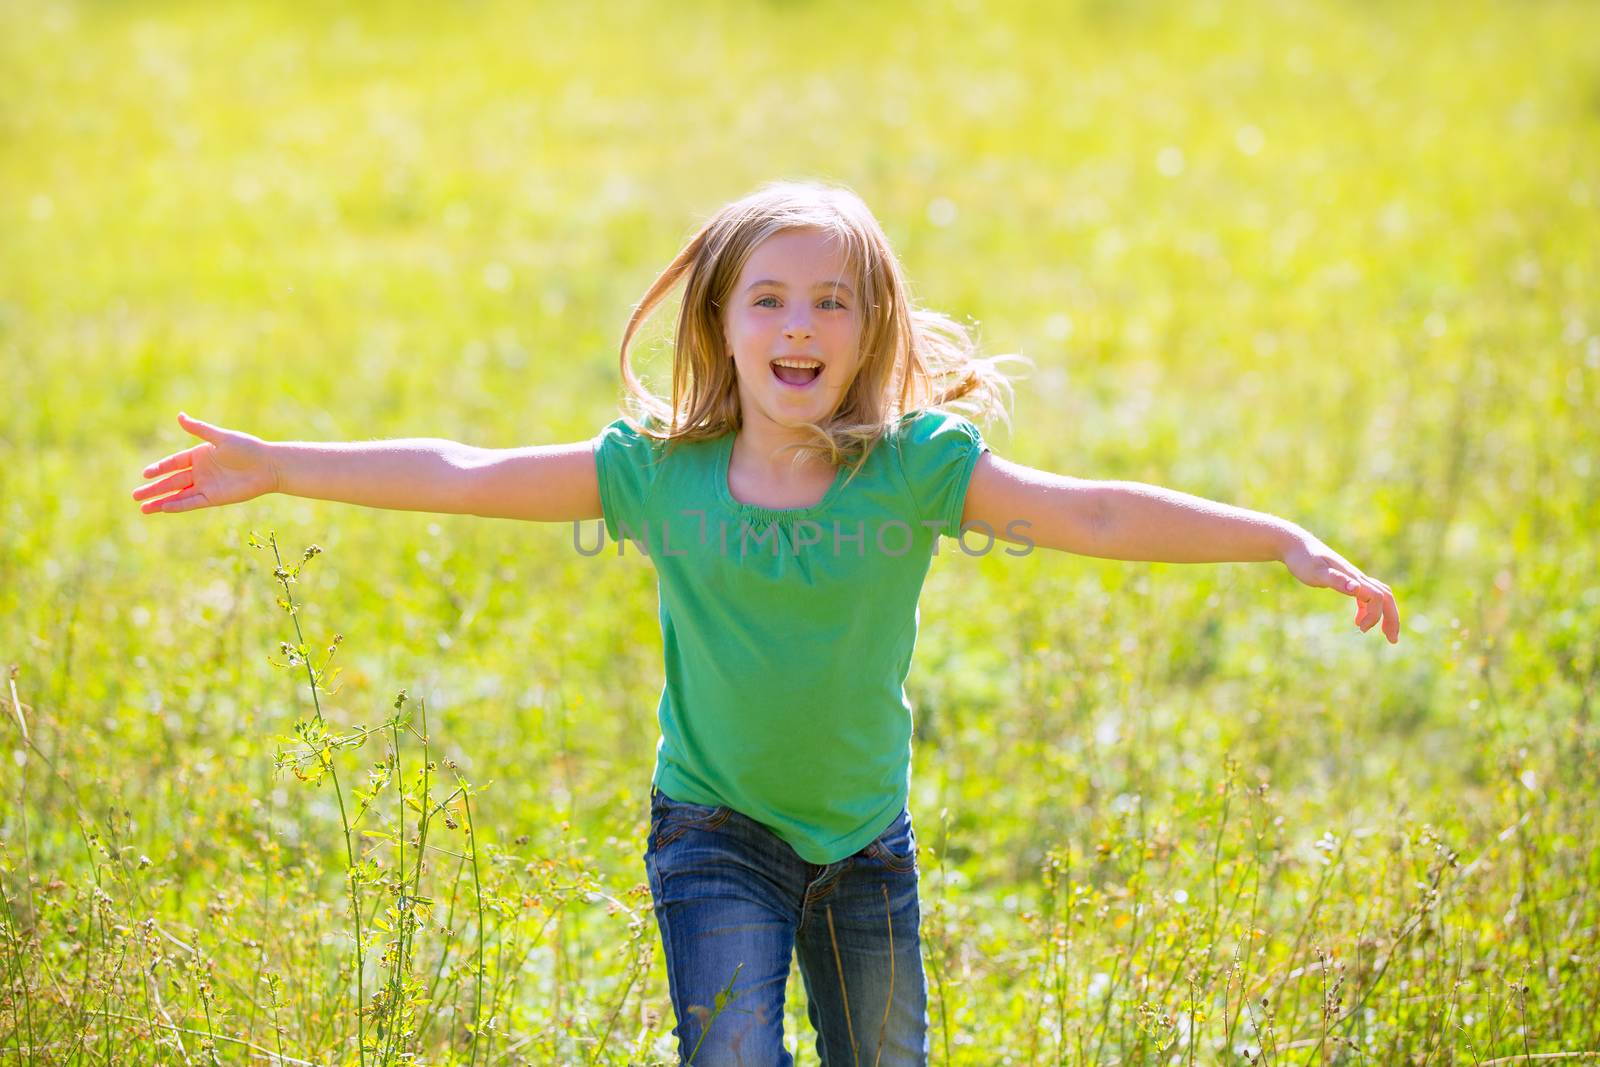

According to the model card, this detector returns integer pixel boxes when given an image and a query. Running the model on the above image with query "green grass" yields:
[2,0,1598,1061]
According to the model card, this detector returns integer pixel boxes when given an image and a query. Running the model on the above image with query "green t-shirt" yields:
[592,408,989,863]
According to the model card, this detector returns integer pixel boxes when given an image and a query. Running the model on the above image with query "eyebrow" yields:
[744,279,856,297]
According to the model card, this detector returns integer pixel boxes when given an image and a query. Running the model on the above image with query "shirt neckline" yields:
[714,431,852,524]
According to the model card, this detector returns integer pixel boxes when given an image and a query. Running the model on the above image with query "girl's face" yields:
[723,228,863,435]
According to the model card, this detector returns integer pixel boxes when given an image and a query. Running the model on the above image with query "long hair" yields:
[617,180,1027,478]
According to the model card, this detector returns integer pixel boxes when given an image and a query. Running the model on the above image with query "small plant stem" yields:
[1047,849,1070,1065]
[244,760,275,1049]
[402,700,432,980]
[553,892,564,1062]
[268,976,288,1067]
[462,785,486,1067]
[1246,864,1270,1062]
[587,889,651,1066]
[412,848,468,1050]
[686,961,744,1066]
[99,867,111,1064]
[137,925,155,1064]
[75,818,115,1066]
[931,805,953,1066]
[1519,974,1534,1064]
[67,822,98,1065]
[1188,973,1198,1067]
[268,535,368,1067]
[1222,855,1265,1058]
[198,960,223,1067]
[0,868,38,1067]
[6,670,40,1067]
[378,715,406,1067]
[388,700,434,1065]
[1512,779,1556,1030]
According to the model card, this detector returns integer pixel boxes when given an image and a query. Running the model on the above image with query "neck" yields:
[732,413,833,480]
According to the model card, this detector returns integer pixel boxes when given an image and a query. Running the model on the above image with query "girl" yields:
[133,180,1399,1066]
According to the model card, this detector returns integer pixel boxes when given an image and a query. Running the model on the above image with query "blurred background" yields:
[2,0,1597,1062]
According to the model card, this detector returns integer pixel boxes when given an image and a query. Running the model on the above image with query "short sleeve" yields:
[592,418,664,542]
[895,410,990,539]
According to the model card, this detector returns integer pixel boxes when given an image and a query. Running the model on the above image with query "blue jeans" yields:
[645,787,929,1066]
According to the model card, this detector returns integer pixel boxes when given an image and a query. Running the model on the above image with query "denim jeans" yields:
[645,787,929,1066]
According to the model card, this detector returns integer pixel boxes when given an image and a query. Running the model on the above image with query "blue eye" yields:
[758,292,851,308]
[819,298,845,310]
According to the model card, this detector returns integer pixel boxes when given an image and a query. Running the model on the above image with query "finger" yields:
[140,446,198,480]
[150,489,210,514]
[177,411,225,444]
[1356,586,1379,630]
[132,470,194,502]
[1380,587,1401,644]
[1328,569,1360,596]
[1338,575,1375,628]
[139,478,195,514]
[1358,583,1392,636]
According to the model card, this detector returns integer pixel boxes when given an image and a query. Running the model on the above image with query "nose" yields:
[782,308,814,341]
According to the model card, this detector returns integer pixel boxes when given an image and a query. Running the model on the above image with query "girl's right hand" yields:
[132,412,279,514]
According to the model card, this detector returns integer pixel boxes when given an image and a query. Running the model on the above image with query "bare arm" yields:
[133,412,603,523]
[268,436,485,513]
[965,453,1301,563]
[963,451,1401,642]
[451,441,601,522]
[269,437,601,521]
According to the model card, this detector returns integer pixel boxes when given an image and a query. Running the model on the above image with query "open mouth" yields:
[770,359,823,388]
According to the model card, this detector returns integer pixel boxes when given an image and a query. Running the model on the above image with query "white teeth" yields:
[771,359,823,369]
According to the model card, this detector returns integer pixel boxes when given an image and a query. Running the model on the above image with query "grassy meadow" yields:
[3,0,1599,1062]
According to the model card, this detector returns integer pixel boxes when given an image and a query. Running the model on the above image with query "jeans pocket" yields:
[650,791,733,851]
[866,809,917,874]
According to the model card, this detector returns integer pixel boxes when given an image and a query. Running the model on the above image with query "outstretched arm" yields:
[133,412,603,523]
[963,452,1400,643]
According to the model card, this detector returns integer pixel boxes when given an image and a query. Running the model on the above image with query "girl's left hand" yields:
[1281,534,1401,644]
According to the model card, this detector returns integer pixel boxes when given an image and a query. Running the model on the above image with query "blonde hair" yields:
[617,179,1027,478]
